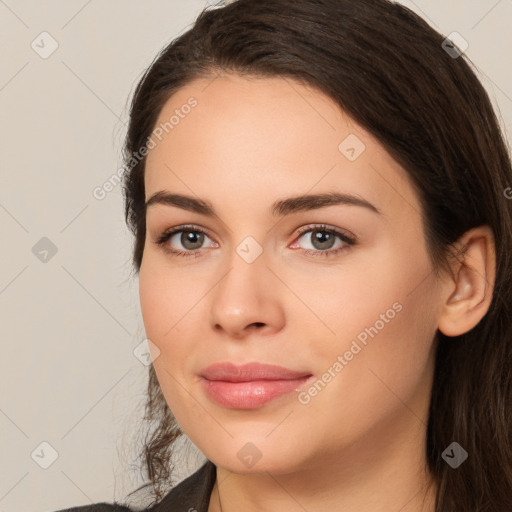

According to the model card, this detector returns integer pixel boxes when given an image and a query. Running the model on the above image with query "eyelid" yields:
[293,223,355,242]
[289,224,357,257]
[155,224,215,244]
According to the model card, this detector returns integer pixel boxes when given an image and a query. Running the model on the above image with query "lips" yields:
[200,362,312,382]
[199,362,313,409]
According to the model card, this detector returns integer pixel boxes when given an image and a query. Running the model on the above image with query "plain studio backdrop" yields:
[0,1,511,511]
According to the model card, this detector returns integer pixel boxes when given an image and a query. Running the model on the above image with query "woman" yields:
[58,0,512,510]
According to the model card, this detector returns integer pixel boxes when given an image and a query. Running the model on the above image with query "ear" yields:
[437,225,496,337]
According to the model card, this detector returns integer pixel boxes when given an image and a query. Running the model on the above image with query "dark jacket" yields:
[55,460,216,512]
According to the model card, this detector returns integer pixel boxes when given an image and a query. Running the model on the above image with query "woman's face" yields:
[139,74,444,475]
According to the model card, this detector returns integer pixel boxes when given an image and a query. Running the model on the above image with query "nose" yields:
[209,250,286,339]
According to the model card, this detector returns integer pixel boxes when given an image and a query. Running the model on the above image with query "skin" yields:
[139,73,495,512]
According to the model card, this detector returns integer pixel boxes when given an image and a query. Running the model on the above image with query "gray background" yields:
[0,1,511,511]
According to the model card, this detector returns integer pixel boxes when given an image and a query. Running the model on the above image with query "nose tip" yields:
[209,255,286,339]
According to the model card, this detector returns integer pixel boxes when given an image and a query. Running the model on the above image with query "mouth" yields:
[199,362,314,409]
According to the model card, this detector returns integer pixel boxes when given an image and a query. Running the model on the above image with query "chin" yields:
[203,437,311,475]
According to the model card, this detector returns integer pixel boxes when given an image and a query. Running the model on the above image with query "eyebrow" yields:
[145,191,381,217]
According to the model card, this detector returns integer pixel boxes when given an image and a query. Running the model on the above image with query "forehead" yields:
[144,74,421,221]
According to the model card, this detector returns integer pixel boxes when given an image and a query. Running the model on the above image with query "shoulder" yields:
[52,460,217,512]
[54,504,131,512]
[148,459,217,512]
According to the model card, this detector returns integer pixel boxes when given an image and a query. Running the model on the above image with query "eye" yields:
[154,223,356,259]
[154,225,218,257]
[290,224,356,258]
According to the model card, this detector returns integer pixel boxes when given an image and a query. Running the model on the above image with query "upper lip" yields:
[200,362,312,382]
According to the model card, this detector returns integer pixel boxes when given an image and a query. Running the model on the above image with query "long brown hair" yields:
[121,1,512,509]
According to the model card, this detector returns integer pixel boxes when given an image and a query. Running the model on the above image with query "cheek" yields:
[138,255,208,377]
[292,290,439,455]
[292,236,439,411]
[139,263,200,420]
[138,254,199,341]
[309,272,439,432]
[138,258,187,372]
[280,219,430,340]
[138,262,166,341]
[283,266,430,363]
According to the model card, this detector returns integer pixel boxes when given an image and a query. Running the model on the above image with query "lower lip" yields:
[200,376,313,409]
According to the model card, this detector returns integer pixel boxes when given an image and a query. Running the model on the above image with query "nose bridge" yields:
[209,236,285,337]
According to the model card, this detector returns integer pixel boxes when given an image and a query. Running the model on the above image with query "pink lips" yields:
[199,362,313,409]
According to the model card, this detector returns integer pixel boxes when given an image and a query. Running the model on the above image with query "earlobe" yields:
[437,226,496,337]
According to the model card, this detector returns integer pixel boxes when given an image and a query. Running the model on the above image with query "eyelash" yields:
[154,224,357,259]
